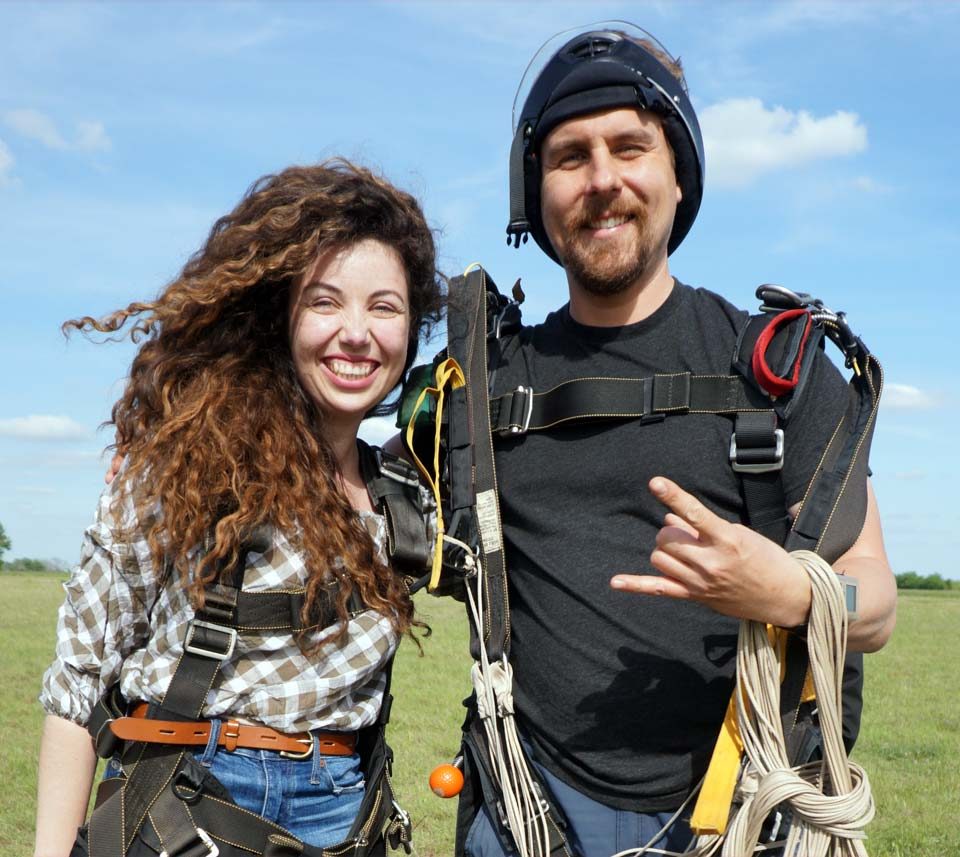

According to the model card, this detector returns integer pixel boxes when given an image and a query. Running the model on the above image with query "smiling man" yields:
[452,23,897,857]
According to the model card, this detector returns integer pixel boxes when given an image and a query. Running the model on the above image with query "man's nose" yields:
[585,149,622,195]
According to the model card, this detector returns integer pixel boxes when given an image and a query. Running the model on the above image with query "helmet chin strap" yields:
[506,122,532,249]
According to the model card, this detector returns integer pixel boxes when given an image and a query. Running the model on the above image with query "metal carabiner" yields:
[756,283,817,313]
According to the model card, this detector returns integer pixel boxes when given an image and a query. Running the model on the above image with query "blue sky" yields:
[0,1,956,578]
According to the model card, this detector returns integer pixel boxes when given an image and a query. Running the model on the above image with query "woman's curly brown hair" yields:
[65,159,443,648]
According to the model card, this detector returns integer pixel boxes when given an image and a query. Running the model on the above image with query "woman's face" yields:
[289,239,410,431]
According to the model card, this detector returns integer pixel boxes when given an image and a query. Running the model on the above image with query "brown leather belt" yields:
[107,703,356,758]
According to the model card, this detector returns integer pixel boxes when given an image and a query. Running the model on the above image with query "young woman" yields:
[34,160,442,857]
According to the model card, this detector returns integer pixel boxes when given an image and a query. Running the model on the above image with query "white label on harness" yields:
[475,489,503,555]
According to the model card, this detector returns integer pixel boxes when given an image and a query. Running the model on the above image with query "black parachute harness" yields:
[400,268,882,857]
[74,440,429,857]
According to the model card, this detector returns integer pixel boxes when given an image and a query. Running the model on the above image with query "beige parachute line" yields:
[449,533,555,857]
[459,541,876,857]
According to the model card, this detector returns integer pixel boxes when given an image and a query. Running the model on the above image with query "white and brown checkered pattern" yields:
[40,479,430,733]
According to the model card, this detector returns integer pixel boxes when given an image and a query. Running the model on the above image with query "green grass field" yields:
[3,573,957,856]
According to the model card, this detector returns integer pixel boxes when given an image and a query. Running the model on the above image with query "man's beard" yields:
[556,205,665,297]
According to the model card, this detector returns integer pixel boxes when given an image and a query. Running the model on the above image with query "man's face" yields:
[539,107,682,296]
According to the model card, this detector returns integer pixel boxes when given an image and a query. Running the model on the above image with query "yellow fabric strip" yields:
[690,683,745,835]
[690,626,816,835]
[404,357,465,592]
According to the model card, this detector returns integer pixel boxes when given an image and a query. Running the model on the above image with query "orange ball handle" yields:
[429,761,465,798]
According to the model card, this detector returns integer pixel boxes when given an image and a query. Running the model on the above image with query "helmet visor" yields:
[511,21,685,134]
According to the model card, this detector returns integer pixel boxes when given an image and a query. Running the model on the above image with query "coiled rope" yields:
[615,550,875,857]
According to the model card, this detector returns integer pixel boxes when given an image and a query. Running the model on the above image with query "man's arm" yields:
[610,476,896,653]
[824,480,896,651]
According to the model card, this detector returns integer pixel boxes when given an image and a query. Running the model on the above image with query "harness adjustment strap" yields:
[730,411,784,474]
[183,620,237,662]
[490,372,764,436]
[199,585,239,625]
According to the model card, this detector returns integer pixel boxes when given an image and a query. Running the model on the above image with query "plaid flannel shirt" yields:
[40,475,428,734]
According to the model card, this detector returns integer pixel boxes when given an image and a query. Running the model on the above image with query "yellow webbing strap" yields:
[404,357,465,592]
[690,626,816,835]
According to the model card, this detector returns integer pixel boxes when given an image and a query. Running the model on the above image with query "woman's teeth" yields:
[327,359,375,379]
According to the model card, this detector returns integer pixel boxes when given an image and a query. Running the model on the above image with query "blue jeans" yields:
[464,754,694,857]
[106,718,364,849]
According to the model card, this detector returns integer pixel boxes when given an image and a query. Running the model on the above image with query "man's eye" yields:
[558,152,586,168]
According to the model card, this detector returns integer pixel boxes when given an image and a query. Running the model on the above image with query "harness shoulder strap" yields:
[358,438,431,575]
[87,540,255,856]
[734,286,882,754]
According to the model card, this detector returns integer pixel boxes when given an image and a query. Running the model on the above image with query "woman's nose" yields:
[339,310,371,348]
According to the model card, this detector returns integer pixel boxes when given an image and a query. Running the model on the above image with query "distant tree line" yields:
[3,557,67,572]
[0,522,67,572]
[895,572,955,590]
[0,521,10,567]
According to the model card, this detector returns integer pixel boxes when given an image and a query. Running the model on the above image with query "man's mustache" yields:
[571,203,645,230]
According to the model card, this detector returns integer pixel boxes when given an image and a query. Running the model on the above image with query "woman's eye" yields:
[311,297,336,310]
[372,303,401,315]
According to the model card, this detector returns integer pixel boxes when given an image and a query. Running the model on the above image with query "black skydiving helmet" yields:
[507,22,705,262]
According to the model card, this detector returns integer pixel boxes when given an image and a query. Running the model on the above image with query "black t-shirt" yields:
[490,281,848,811]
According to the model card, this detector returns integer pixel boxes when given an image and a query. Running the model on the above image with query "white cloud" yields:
[701,98,867,188]
[3,109,112,153]
[75,120,112,152]
[883,384,939,410]
[4,108,68,149]
[0,415,92,441]
[0,138,13,182]
[850,176,891,194]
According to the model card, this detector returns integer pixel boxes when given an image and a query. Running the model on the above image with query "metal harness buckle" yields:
[374,447,421,487]
[729,429,785,473]
[158,827,219,857]
[183,620,237,662]
[508,386,534,435]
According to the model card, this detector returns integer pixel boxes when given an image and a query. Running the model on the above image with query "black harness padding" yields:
[787,354,881,560]
[80,448,429,857]
[358,438,431,573]
[446,269,513,664]
[442,270,576,857]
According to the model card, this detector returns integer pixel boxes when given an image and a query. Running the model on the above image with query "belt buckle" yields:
[280,736,314,759]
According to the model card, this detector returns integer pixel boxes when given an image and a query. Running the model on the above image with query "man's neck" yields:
[566,259,675,327]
